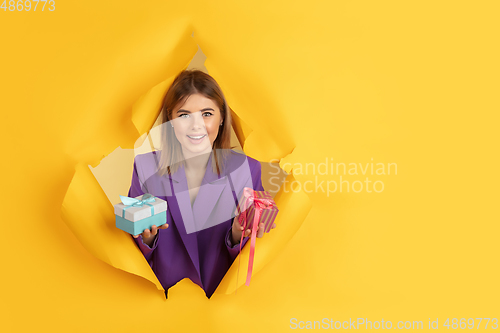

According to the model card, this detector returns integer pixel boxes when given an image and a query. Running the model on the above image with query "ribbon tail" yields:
[236,198,250,294]
[246,207,262,286]
[236,226,243,295]
[119,195,140,206]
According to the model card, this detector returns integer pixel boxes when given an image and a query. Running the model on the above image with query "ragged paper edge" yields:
[59,28,313,297]
[61,162,165,292]
[59,28,198,295]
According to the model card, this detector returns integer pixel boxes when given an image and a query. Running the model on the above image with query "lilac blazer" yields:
[128,150,263,298]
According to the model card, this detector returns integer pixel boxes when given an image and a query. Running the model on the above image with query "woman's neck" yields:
[183,150,211,174]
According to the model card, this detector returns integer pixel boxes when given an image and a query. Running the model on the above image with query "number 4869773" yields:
[1,0,55,11]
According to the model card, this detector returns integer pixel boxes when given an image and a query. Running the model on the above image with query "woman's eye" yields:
[203,112,213,117]
[179,114,189,118]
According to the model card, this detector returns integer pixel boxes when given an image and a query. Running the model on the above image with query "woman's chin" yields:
[182,144,212,157]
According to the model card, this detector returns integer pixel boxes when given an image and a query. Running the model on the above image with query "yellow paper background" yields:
[2,1,499,332]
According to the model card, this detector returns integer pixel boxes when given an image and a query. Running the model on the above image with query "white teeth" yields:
[188,135,205,139]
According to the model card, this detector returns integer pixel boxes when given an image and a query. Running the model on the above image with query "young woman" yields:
[128,69,276,298]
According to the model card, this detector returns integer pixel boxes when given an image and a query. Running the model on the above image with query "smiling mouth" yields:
[187,134,206,140]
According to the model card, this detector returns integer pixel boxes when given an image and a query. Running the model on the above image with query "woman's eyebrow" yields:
[177,107,214,113]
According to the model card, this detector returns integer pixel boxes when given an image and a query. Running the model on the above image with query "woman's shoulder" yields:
[133,151,160,166]
[132,151,162,181]
[225,150,261,172]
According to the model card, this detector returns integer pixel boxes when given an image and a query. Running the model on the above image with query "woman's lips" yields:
[187,134,207,144]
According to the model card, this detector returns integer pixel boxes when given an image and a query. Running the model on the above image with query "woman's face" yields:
[170,93,223,158]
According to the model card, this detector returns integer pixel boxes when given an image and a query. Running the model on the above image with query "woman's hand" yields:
[133,224,169,247]
[231,216,276,246]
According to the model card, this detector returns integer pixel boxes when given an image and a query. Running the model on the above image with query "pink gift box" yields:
[236,187,279,233]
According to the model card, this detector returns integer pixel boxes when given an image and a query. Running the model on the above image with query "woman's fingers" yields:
[240,222,277,238]
[133,224,168,239]
[257,223,265,238]
[151,225,158,235]
[243,223,269,238]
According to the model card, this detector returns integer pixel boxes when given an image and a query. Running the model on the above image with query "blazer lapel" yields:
[169,153,229,277]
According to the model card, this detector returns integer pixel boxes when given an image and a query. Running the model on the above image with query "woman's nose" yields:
[190,111,205,129]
